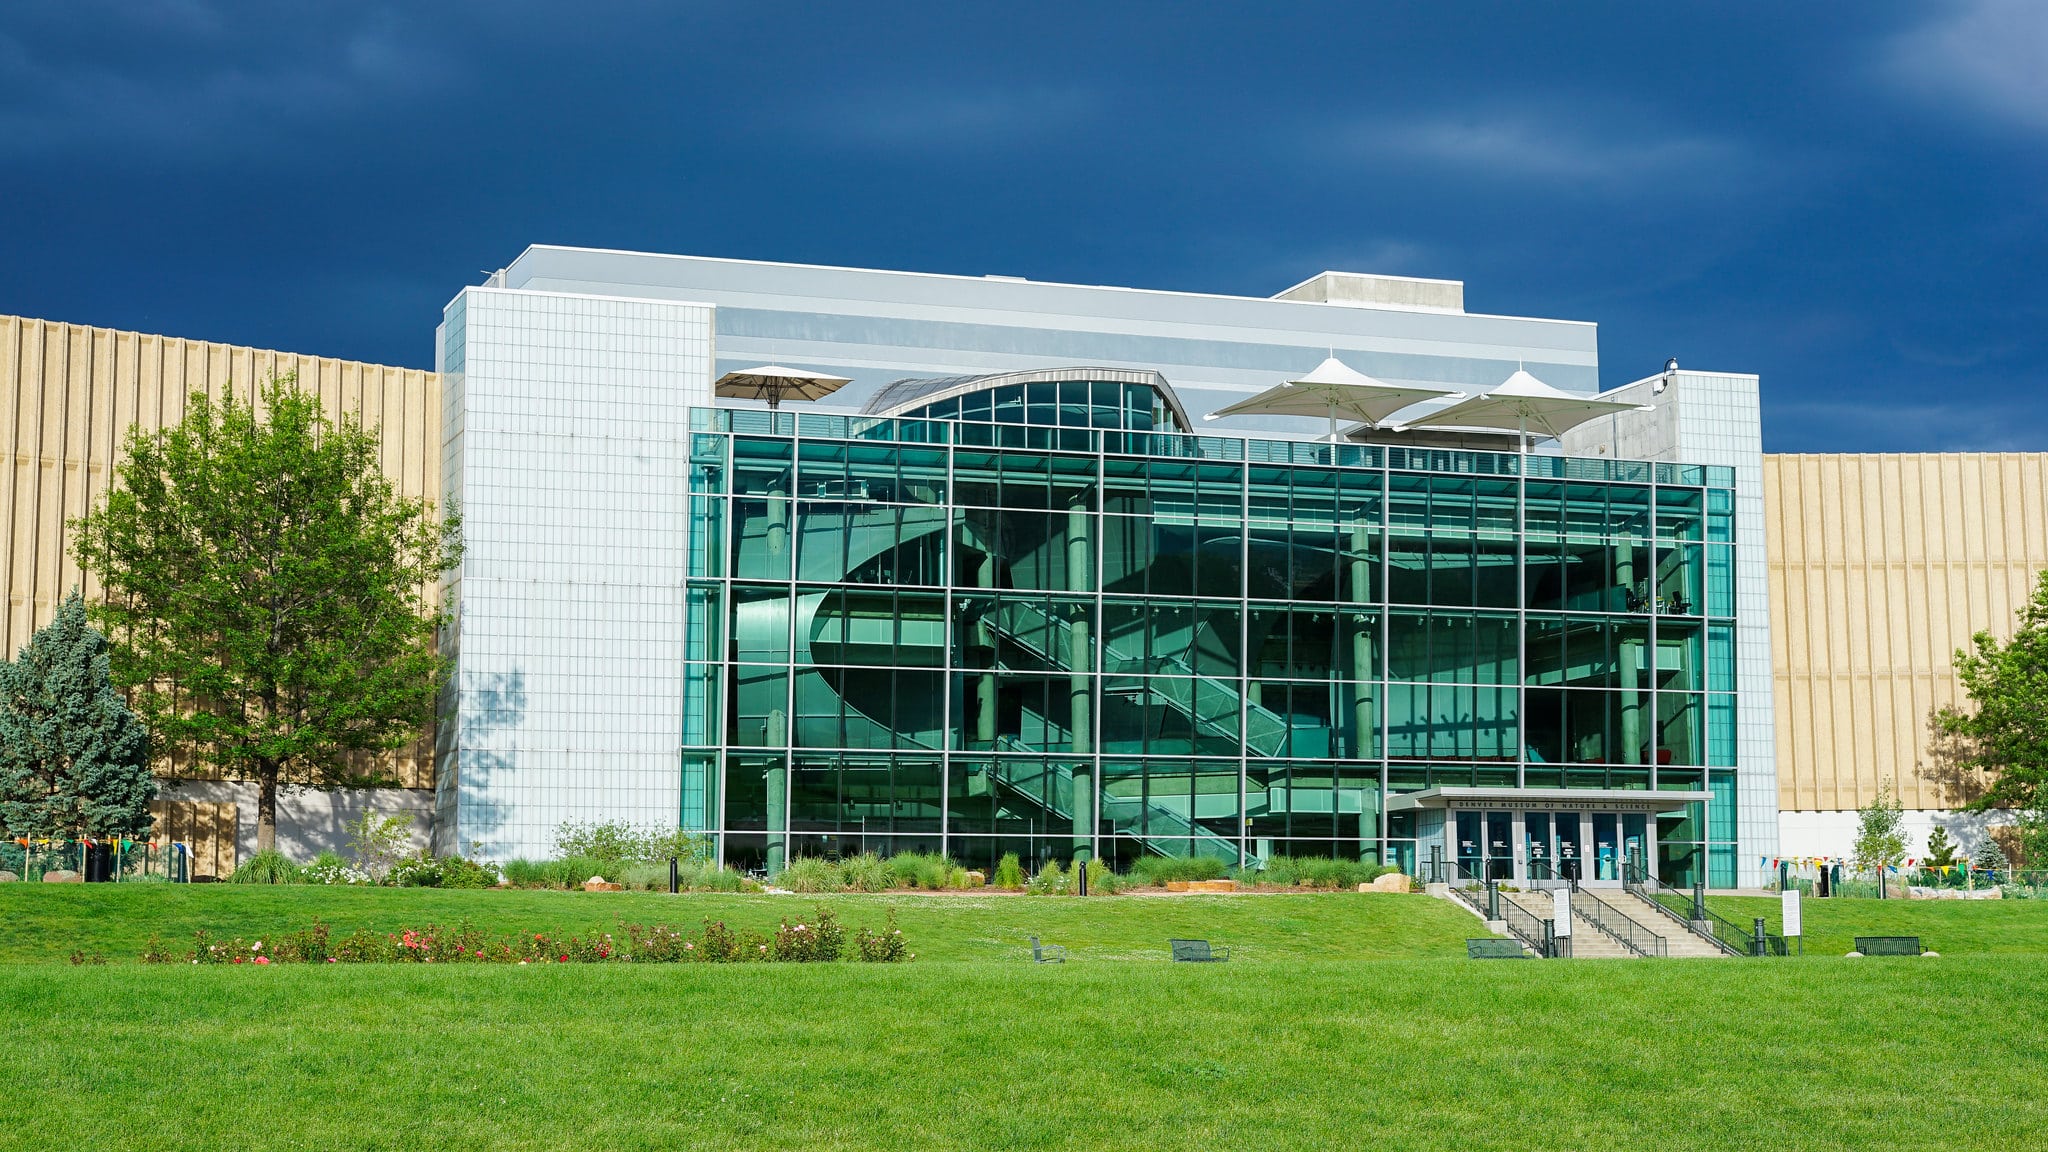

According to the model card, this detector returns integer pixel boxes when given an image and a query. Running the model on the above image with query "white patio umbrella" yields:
[1204,357,1463,441]
[1396,369,1653,452]
[714,364,854,410]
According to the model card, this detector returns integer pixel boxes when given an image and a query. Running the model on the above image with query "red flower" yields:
[559,955,568,963]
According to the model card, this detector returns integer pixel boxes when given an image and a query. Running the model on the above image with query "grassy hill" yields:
[0,885,1481,964]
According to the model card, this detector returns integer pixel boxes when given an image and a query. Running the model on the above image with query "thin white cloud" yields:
[1884,0,2048,134]
[0,4,454,159]
[1770,397,2043,452]
[1338,107,1746,190]
[812,85,1097,150]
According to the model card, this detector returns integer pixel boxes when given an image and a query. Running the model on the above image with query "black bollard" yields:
[669,856,679,894]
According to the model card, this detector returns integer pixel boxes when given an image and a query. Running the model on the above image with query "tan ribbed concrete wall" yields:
[0,314,441,788]
[1765,453,2048,812]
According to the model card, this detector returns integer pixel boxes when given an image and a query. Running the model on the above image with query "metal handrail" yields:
[1625,864,1785,957]
[1572,888,1667,958]
[1494,885,1564,958]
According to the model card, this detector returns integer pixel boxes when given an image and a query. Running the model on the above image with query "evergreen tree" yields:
[0,592,155,838]
[1923,824,1960,869]
[72,376,458,852]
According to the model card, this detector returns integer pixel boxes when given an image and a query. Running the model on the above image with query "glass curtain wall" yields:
[684,395,1739,881]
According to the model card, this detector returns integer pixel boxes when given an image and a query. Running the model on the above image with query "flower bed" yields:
[141,906,912,965]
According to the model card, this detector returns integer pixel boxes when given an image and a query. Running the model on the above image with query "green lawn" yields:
[0,885,1481,964]
[1708,894,2048,956]
[6,958,2044,1150]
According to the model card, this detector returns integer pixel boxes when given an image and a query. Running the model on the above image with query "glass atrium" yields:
[682,369,1741,886]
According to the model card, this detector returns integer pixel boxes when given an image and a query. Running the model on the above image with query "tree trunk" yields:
[257,760,278,855]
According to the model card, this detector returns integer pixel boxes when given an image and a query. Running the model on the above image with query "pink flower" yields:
[254,956,270,965]
[326,958,337,963]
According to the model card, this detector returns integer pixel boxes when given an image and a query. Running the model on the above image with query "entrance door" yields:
[1454,811,1484,882]
[1622,813,1649,881]
[1523,812,1552,881]
[1592,813,1620,881]
[1484,811,1513,881]
[1554,812,1584,882]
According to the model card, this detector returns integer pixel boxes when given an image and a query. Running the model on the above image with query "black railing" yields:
[1447,880,1559,957]
[1494,884,1566,958]
[1571,888,1667,958]
[1625,864,1786,957]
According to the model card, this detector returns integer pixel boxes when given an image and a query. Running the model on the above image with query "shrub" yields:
[855,910,912,962]
[438,856,502,889]
[771,906,844,962]
[553,820,708,868]
[698,919,745,962]
[229,850,302,885]
[304,851,371,886]
[331,928,395,963]
[138,933,180,964]
[912,853,956,891]
[887,853,922,888]
[344,812,413,883]
[838,853,891,893]
[1027,860,1068,895]
[1128,855,1225,887]
[388,851,442,888]
[993,852,1025,890]
[266,922,332,963]
[778,856,843,893]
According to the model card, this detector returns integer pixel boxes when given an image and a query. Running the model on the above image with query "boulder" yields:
[0,871,18,883]
[1365,872,1413,893]
[42,870,83,883]
[1165,880,1190,893]
[964,870,986,887]
[1189,878,1237,893]
[582,876,623,892]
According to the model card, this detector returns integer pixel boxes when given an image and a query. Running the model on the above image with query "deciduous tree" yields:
[72,376,459,852]
[1938,570,2048,813]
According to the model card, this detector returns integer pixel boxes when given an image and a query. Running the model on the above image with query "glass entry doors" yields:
[1524,812,1585,882]
[1450,808,1646,886]
[1453,811,1516,881]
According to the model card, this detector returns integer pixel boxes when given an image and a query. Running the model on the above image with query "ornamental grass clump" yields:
[228,850,303,885]
[838,853,891,893]
[777,856,843,893]
[1128,855,1226,887]
[992,852,1025,890]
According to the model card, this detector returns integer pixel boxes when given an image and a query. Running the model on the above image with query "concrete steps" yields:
[1601,890,1732,958]
[1495,888,1735,959]
[1502,891,1635,958]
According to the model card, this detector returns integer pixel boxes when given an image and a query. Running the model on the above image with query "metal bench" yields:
[1170,938,1229,962]
[1030,936,1066,964]
[1466,938,1529,960]
[1852,936,1926,956]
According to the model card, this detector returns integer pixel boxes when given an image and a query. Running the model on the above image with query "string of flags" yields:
[1766,856,1975,874]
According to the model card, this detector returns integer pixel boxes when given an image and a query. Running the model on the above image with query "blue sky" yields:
[2,1,2042,452]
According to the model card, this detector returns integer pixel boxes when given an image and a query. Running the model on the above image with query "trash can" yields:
[83,842,115,882]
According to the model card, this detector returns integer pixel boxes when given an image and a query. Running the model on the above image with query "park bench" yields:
[1852,936,1927,957]
[1170,938,1229,962]
[1466,938,1529,960]
[1030,936,1066,964]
